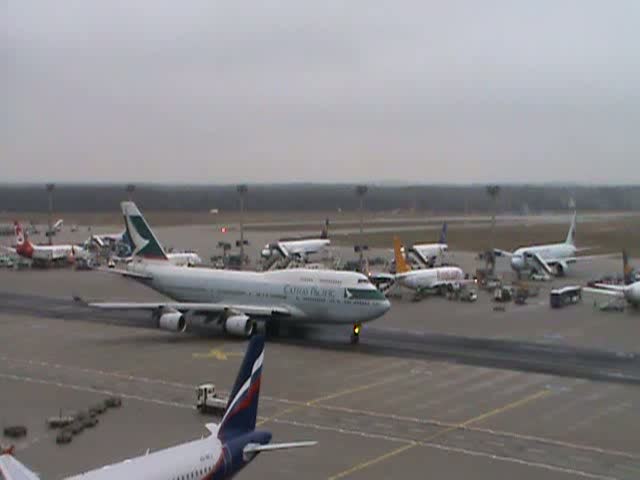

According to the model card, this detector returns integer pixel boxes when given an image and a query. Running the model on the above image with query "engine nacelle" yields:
[158,311,187,332]
[224,314,255,338]
[555,261,568,277]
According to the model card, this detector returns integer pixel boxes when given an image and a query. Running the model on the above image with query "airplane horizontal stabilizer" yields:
[243,441,317,454]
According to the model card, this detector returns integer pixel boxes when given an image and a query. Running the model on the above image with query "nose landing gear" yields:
[350,323,361,344]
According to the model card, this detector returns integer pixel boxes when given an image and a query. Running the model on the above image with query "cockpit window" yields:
[357,278,370,284]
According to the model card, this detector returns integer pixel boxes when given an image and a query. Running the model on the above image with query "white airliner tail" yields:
[565,212,577,245]
[121,202,169,261]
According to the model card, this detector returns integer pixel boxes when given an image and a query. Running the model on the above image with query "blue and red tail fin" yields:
[218,335,265,442]
[438,222,448,244]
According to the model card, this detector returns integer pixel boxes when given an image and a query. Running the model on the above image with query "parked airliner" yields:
[261,219,330,261]
[494,212,578,277]
[404,221,448,268]
[370,236,465,293]
[1,222,87,265]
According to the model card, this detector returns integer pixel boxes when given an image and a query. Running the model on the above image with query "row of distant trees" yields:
[0,184,638,213]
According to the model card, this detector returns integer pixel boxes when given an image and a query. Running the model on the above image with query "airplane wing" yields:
[86,301,291,318]
[0,453,41,480]
[545,257,577,266]
[593,283,627,291]
[96,266,153,280]
[429,278,475,289]
[243,441,317,454]
[583,286,625,298]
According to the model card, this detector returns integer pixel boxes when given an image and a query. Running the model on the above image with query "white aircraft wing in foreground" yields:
[0,449,40,480]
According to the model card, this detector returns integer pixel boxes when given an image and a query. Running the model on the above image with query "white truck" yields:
[195,384,228,415]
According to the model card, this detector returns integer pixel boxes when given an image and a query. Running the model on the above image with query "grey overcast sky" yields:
[2,1,639,183]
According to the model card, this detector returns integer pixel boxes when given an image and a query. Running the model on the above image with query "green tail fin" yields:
[121,202,168,260]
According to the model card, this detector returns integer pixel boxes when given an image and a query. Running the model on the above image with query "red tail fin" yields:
[14,221,25,245]
[14,221,34,257]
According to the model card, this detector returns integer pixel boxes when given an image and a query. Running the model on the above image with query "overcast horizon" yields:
[3,1,639,184]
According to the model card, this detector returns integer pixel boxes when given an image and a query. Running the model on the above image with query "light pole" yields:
[486,184,501,258]
[237,184,248,270]
[46,183,55,245]
[126,184,136,202]
[355,185,368,269]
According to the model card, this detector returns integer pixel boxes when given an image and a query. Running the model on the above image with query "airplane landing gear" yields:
[350,324,361,345]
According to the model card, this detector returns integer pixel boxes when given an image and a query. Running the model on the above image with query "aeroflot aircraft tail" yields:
[565,212,577,245]
[121,202,168,260]
[218,335,264,442]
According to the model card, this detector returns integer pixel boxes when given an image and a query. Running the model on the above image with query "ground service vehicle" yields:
[196,384,228,414]
[550,286,582,308]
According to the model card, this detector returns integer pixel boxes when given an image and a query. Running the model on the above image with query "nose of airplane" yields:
[380,298,391,315]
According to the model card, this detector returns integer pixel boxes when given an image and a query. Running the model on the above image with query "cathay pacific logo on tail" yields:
[121,202,168,260]
[127,216,166,259]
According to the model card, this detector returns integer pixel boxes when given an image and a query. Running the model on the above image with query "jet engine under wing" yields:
[0,452,40,480]
[87,301,291,318]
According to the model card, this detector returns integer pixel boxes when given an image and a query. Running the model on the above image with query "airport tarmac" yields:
[1,242,639,479]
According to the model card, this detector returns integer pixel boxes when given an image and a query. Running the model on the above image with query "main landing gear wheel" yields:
[350,324,361,345]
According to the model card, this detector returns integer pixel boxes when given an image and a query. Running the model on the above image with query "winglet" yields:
[393,236,411,274]
[217,335,264,442]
